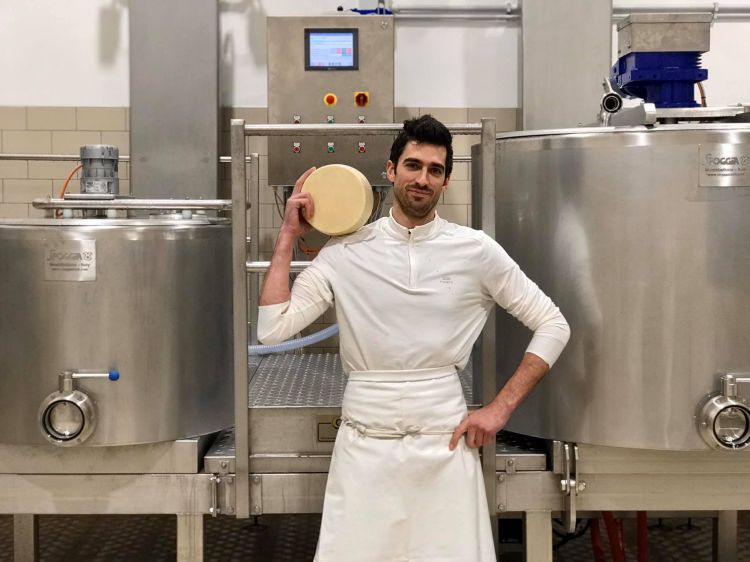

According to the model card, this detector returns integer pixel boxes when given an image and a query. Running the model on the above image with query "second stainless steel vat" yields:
[489,124,750,450]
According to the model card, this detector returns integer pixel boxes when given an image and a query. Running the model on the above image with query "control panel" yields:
[267,16,394,186]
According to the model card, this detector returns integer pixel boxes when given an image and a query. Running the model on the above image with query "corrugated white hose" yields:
[248,324,339,355]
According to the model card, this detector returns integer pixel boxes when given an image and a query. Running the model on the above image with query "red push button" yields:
[323,93,337,106]
[354,92,369,107]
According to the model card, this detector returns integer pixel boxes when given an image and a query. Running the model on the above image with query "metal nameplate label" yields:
[699,144,750,187]
[44,239,96,281]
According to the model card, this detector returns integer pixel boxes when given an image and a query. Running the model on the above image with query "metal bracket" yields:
[208,474,222,517]
[560,443,584,533]
[250,474,263,516]
[221,474,236,516]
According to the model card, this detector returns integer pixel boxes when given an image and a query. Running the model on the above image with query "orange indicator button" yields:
[324,93,338,106]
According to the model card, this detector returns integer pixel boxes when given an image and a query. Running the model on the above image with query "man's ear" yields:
[441,175,451,191]
[386,160,396,182]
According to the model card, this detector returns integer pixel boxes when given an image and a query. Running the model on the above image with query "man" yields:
[258,115,570,561]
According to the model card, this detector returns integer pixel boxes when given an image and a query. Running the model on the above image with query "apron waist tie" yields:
[342,418,454,439]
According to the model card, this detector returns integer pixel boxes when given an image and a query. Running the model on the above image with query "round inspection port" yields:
[714,406,750,448]
[43,400,84,441]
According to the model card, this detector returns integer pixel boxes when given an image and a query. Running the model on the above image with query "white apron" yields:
[314,366,497,562]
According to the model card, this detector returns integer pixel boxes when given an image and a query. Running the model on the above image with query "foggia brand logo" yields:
[50,251,91,262]
[705,153,750,166]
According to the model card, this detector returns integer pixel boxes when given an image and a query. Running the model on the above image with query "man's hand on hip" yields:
[449,403,510,450]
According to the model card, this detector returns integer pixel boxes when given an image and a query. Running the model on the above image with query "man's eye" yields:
[430,168,443,175]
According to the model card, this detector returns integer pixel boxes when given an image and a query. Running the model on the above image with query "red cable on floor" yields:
[590,517,606,562]
[602,511,626,562]
[637,511,649,562]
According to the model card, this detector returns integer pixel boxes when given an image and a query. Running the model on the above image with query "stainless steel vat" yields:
[0,217,232,446]
[491,124,750,450]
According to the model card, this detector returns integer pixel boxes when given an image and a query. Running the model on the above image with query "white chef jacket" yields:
[258,211,570,372]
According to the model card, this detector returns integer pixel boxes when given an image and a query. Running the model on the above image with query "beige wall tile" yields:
[247,136,268,156]
[259,227,279,253]
[27,107,76,130]
[444,180,471,205]
[52,131,102,155]
[28,204,47,218]
[52,179,71,196]
[0,161,28,179]
[101,131,130,154]
[420,107,468,123]
[119,179,130,195]
[467,108,519,132]
[450,161,469,181]
[2,131,51,154]
[0,203,29,218]
[3,179,53,203]
[29,161,77,180]
[119,162,129,180]
[77,107,127,131]
[394,107,419,123]
[0,107,26,129]
[452,134,480,157]
[437,204,468,226]
[258,203,275,229]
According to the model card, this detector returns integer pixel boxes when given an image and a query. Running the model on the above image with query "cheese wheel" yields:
[301,164,374,236]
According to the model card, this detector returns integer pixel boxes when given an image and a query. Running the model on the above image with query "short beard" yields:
[393,187,439,220]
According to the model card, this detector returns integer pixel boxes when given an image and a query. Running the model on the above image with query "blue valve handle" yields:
[69,370,121,381]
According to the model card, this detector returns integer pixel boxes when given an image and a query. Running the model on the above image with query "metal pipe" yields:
[32,198,232,210]
[478,117,498,550]
[247,261,311,273]
[0,153,130,162]
[0,153,253,163]
[392,2,750,21]
[249,152,260,347]
[244,123,482,136]
[230,118,250,519]
[395,13,519,21]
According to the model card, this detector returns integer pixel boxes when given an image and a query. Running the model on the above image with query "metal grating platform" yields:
[248,352,474,407]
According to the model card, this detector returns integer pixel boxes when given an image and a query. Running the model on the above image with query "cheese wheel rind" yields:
[301,164,374,236]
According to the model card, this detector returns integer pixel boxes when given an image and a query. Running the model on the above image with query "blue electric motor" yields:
[611,51,708,108]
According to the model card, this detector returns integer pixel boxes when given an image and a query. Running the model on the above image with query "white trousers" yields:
[314,367,496,562]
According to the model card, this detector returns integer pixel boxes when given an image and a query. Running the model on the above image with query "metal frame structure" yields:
[230,118,499,529]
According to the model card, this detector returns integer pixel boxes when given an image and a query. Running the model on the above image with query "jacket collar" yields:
[383,208,443,241]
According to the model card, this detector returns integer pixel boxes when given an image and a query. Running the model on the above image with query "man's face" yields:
[387,141,449,221]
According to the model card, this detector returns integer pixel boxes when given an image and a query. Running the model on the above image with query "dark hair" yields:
[389,115,453,178]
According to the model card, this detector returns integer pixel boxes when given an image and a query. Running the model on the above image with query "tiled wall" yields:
[1,105,519,351]
[0,107,130,218]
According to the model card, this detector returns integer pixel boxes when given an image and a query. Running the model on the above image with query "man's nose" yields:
[415,167,430,186]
